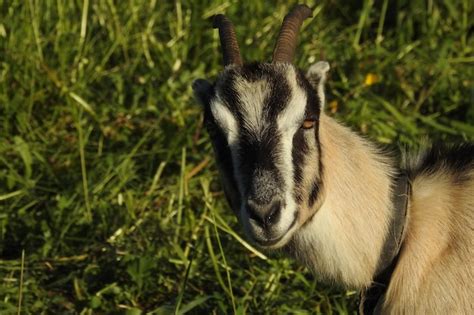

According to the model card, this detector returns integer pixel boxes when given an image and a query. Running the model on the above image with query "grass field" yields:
[1,0,473,314]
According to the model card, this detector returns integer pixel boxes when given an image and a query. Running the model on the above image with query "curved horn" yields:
[213,14,243,66]
[272,4,312,63]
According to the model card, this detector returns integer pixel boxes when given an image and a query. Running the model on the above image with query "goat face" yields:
[194,61,329,248]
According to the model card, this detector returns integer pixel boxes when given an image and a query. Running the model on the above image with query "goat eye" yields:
[302,119,316,129]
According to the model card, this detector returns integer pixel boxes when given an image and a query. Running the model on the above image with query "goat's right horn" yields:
[272,4,312,64]
[213,14,243,67]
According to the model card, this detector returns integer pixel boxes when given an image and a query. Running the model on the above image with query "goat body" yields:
[194,5,474,313]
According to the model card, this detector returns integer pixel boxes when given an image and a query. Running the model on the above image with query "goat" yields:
[193,4,474,314]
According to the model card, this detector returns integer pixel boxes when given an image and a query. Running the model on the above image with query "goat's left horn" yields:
[272,4,312,64]
[213,14,243,66]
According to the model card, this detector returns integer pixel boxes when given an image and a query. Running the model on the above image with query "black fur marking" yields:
[308,178,322,208]
[407,143,474,184]
[238,124,283,196]
[215,63,293,128]
[265,72,291,120]
[296,69,321,123]
[292,128,308,203]
[237,63,292,120]
[205,115,241,213]
[193,79,214,106]
[317,138,323,180]
[216,72,243,122]
[240,62,267,82]
[291,69,323,207]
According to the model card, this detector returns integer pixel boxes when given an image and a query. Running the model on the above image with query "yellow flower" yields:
[364,73,379,86]
[329,100,338,113]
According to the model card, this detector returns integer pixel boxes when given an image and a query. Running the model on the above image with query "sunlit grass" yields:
[0,0,472,313]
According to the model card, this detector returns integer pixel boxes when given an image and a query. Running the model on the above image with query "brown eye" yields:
[302,119,316,129]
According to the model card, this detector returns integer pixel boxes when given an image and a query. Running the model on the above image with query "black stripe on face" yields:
[264,68,291,120]
[204,106,241,213]
[296,69,321,124]
[237,63,292,121]
[237,124,283,195]
[216,63,292,128]
[292,128,309,203]
[240,62,266,82]
[308,178,322,208]
[207,123,240,213]
[242,63,292,124]
[216,71,243,122]
[301,177,323,227]
[291,70,323,204]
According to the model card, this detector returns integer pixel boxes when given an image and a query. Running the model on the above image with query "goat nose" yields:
[246,198,282,228]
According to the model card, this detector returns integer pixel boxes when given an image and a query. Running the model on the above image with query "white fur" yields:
[291,114,394,288]
[210,96,239,145]
[233,77,269,138]
[268,67,309,244]
[307,61,330,109]
[210,93,247,208]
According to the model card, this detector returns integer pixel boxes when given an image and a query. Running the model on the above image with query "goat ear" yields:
[306,61,330,109]
[192,79,214,106]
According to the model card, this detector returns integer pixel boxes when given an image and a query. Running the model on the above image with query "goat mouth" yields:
[254,216,297,248]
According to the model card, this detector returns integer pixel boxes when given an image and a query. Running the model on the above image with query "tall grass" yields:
[1,0,473,313]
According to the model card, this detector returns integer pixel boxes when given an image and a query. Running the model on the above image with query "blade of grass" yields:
[450,120,474,137]
[17,249,25,315]
[27,0,43,62]
[376,0,388,46]
[204,213,267,260]
[353,0,374,50]
[174,243,196,315]
[373,95,418,135]
[174,147,186,242]
[205,226,232,298]
[78,0,89,56]
[74,108,92,222]
[209,206,237,314]
[416,115,458,135]
[177,295,211,315]
[0,190,24,201]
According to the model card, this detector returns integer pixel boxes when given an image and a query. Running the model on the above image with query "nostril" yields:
[265,200,281,226]
[246,200,265,225]
[246,198,282,228]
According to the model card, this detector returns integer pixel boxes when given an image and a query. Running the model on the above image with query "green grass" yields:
[0,0,473,314]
